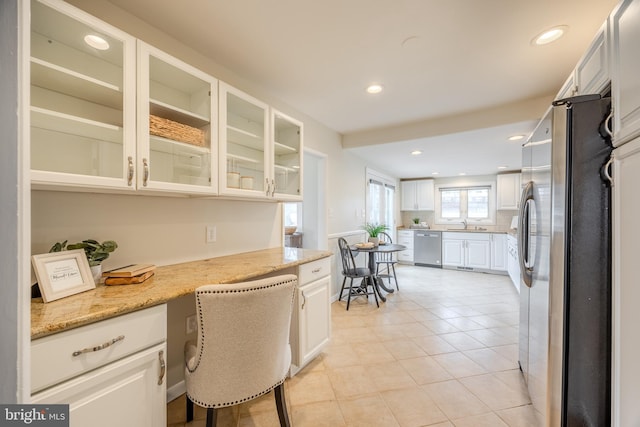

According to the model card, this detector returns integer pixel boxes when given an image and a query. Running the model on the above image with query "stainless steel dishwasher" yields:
[414,231,442,268]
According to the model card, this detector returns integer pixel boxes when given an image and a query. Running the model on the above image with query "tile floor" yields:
[167,265,539,427]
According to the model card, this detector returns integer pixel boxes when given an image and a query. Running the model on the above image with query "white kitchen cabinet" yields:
[32,343,166,427]
[507,234,520,293]
[556,73,577,101]
[612,0,640,147]
[136,41,218,194]
[219,83,303,201]
[290,257,331,376]
[555,21,609,102]
[30,0,136,190]
[496,173,521,210]
[490,233,508,272]
[219,82,269,197]
[31,305,167,426]
[271,109,303,201]
[401,179,434,211]
[442,232,491,271]
[612,136,640,426]
[575,21,609,96]
[397,230,415,264]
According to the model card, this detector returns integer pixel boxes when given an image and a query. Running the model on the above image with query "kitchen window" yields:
[366,169,395,232]
[436,184,494,225]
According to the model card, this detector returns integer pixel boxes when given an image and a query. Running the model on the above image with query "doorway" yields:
[301,149,327,250]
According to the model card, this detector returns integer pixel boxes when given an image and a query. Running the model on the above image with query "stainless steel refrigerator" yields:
[518,95,612,426]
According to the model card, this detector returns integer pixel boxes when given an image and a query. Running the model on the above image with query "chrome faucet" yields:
[462,219,467,230]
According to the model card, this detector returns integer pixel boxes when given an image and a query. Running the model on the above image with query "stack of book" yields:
[102,264,156,285]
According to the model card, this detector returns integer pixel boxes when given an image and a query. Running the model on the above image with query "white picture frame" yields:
[31,249,96,303]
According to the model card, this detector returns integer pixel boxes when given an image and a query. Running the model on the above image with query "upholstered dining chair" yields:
[184,274,297,427]
[376,231,399,290]
[338,237,379,310]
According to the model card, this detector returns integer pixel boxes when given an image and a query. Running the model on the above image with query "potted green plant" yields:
[50,239,118,281]
[412,218,420,228]
[361,222,388,246]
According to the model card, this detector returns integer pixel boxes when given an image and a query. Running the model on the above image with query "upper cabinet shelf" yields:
[31,58,123,108]
[149,99,209,128]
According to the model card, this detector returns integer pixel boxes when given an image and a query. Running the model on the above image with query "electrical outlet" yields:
[206,225,216,243]
[186,314,197,334]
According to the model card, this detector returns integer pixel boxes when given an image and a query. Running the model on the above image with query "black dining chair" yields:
[375,231,399,290]
[337,237,379,310]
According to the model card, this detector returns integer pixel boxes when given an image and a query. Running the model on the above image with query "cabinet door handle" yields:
[271,179,276,197]
[143,158,149,187]
[72,335,125,357]
[604,108,614,139]
[602,156,614,186]
[127,156,134,186]
[158,350,166,385]
[301,291,306,310]
[312,268,321,273]
[265,178,270,196]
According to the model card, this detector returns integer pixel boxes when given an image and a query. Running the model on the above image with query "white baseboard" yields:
[167,380,186,403]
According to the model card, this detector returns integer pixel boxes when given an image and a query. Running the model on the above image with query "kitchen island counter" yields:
[31,247,332,339]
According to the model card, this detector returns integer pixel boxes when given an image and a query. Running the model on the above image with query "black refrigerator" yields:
[518,95,612,426]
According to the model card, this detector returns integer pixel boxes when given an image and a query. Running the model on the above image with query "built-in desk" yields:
[31,247,332,339]
[30,247,332,425]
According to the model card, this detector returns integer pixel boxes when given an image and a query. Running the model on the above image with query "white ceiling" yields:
[108,0,617,178]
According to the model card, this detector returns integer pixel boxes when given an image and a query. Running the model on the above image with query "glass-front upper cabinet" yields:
[30,0,136,190]
[137,41,217,194]
[271,110,303,201]
[219,82,269,197]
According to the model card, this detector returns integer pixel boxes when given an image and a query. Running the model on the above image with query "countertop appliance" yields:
[518,95,611,426]
[414,230,442,268]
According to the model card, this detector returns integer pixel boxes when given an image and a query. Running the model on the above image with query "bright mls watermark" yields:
[0,405,68,426]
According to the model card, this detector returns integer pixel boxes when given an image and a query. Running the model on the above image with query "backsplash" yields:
[399,209,517,232]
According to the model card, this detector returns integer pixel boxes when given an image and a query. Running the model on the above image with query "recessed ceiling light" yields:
[432,172,439,175]
[508,135,525,141]
[498,166,508,170]
[84,34,110,50]
[532,26,568,46]
[459,173,466,176]
[366,84,384,94]
[411,150,422,155]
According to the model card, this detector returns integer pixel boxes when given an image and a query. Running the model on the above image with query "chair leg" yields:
[274,383,291,427]
[391,263,399,290]
[338,276,347,301]
[205,407,216,427]
[346,278,353,310]
[186,394,194,422]
[370,276,379,307]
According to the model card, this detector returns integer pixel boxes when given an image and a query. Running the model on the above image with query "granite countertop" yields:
[31,247,332,339]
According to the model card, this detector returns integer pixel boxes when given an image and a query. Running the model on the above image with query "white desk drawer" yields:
[298,257,331,286]
[32,304,166,393]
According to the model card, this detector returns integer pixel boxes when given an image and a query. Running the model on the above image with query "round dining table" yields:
[350,243,406,302]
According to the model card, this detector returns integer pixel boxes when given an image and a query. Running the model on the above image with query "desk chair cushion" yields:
[184,274,296,409]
